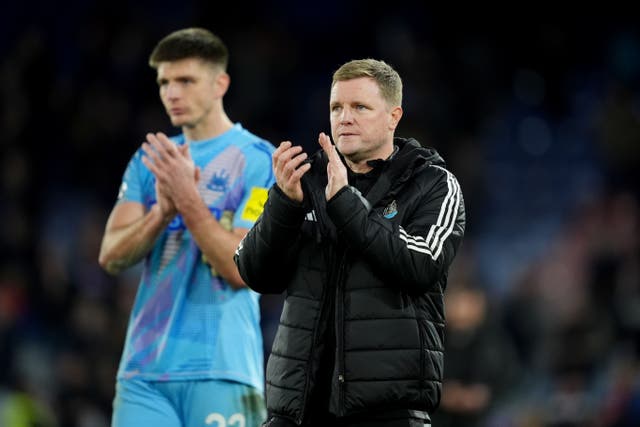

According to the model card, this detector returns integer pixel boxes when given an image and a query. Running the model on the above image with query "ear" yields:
[388,106,403,131]
[215,71,230,98]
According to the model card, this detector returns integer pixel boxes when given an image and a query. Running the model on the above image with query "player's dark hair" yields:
[149,28,228,70]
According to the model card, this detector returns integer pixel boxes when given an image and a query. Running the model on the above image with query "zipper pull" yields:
[338,374,344,383]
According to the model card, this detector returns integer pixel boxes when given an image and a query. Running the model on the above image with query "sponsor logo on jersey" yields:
[240,187,269,222]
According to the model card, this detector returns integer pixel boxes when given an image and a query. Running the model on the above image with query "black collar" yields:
[362,144,399,172]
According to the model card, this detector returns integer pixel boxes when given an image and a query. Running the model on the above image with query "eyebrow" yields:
[157,74,196,84]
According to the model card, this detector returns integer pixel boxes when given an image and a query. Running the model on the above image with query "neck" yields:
[183,111,234,142]
[346,159,374,174]
[345,140,395,174]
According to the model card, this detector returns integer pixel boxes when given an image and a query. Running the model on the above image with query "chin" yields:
[170,118,188,127]
[337,140,358,154]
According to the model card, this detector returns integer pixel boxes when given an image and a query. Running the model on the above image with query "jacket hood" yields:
[393,137,446,172]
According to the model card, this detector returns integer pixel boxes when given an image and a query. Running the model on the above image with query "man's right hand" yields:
[272,141,311,203]
[154,179,177,220]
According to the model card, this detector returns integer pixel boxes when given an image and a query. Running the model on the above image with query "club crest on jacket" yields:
[383,200,398,219]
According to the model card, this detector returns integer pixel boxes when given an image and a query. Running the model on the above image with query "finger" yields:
[275,145,304,175]
[318,132,338,162]
[318,132,330,151]
[145,134,168,163]
[272,141,289,172]
[146,132,161,149]
[141,153,162,176]
[279,152,307,184]
[155,132,178,156]
[276,140,292,152]
[141,143,172,182]
[284,152,308,176]
[273,141,298,163]
[289,160,311,182]
[178,143,190,157]
[141,141,173,175]
[141,142,161,164]
[272,141,292,162]
[146,133,173,159]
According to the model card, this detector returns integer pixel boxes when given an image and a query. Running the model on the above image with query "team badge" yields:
[207,169,230,192]
[383,200,398,219]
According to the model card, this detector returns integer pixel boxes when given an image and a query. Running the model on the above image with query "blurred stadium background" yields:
[1,3,639,426]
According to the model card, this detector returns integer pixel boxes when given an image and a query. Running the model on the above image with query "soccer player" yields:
[99,28,274,427]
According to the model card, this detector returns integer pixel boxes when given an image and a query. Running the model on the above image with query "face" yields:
[156,58,227,129]
[329,77,402,166]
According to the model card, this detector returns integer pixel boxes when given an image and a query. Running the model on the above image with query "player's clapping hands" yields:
[141,132,200,213]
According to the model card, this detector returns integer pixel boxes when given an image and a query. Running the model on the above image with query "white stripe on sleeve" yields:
[399,166,461,260]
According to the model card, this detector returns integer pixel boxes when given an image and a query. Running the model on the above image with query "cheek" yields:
[373,116,389,133]
[196,91,213,108]
[159,88,173,105]
[329,117,339,133]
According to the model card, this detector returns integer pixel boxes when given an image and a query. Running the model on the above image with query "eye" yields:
[330,105,342,113]
[356,104,367,111]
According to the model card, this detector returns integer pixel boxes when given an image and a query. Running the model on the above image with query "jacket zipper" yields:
[296,279,328,425]
[297,243,333,425]
[335,252,347,416]
[417,316,426,392]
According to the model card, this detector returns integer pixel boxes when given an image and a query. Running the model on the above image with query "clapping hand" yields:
[318,132,347,200]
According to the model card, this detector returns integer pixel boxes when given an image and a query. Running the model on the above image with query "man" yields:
[234,58,466,427]
[99,28,274,427]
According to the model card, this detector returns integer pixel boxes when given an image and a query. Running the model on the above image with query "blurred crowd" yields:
[1,4,639,427]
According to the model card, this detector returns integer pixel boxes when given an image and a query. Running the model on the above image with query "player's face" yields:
[156,58,224,129]
[329,77,402,166]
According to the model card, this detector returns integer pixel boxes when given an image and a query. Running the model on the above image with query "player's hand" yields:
[141,133,199,209]
[273,140,310,203]
[155,179,178,219]
[318,132,347,200]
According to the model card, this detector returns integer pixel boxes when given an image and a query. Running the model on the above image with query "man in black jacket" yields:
[235,59,466,427]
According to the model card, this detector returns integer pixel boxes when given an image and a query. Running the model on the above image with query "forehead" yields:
[330,77,383,103]
[156,57,215,79]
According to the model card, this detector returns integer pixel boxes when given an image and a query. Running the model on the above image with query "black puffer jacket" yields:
[235,138,466,425]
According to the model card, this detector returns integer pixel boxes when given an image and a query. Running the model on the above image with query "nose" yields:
[164,81,181,100]
[340,107,353,124]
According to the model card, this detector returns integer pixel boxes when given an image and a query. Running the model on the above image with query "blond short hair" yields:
[332,58,402,107]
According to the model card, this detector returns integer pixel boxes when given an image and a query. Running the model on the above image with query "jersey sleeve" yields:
[232,142,276,230]
[116,148,149,205]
